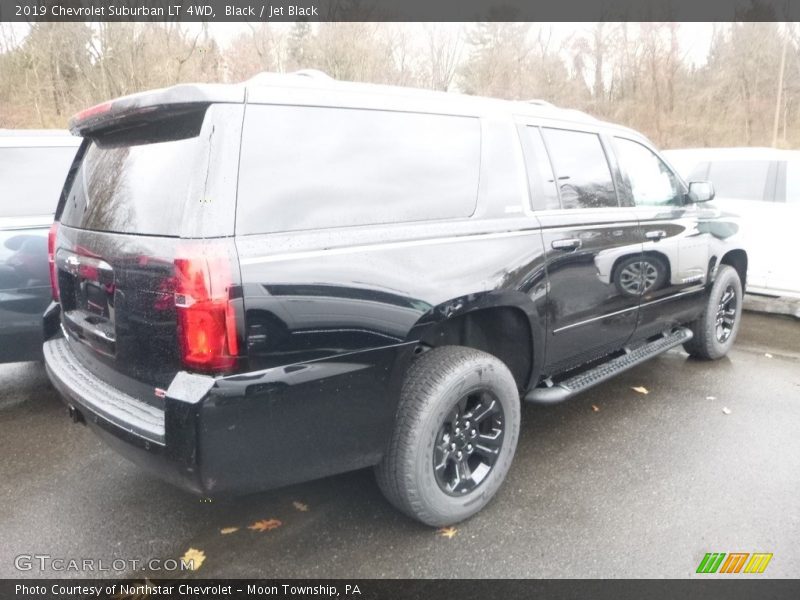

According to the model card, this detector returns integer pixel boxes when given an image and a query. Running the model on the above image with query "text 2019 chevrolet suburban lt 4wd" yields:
[43,71,746,526]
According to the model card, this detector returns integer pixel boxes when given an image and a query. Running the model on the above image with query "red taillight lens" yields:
[174,243,240,373]
[48,222,59,301]
[72,101,113,124]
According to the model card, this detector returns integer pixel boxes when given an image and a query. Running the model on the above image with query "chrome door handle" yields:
[645,230,667,240]
[551,238,582,251]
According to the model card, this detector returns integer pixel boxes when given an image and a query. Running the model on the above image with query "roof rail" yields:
[292,69,333,80]
[245,69,335,86]
[524,98,555,107]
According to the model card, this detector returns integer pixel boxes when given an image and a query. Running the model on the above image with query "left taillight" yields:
[48,222,59,301]
[174,241,241,374]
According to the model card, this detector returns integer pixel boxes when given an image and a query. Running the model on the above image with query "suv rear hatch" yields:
[52,96,245,405]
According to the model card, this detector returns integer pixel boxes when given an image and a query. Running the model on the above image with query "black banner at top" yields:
[1,0,799,22]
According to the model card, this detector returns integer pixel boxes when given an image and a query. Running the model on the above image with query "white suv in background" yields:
[664,147,800,299]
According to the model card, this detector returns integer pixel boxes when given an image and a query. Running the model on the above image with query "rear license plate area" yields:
[56,250,117,356]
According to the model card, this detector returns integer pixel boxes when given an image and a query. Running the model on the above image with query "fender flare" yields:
[405,289,545,391]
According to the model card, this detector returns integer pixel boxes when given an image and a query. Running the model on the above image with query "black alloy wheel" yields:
[432,390,504,495]
[715,284,737,343]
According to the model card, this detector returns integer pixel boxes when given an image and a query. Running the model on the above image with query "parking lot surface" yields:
[1,312,798,578]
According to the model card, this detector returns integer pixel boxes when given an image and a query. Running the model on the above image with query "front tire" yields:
[683,265,743,360]
[375,346,521,526]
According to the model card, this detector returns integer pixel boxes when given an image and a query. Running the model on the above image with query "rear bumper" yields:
[44,336,208,494]
[43,335,407,496]
[44,337,165,444]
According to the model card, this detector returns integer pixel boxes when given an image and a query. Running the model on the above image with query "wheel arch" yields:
[408,292,545,393]
[718,249,748,291]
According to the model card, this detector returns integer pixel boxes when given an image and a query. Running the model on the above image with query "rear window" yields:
[707,160,772,201]
[236,105,481,234]
[59,112,208,236]
[0,146,78,217]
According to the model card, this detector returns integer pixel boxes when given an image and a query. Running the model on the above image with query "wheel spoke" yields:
[455,458,472,488]
[474,431,502,459]
[720,289,734,307]
[446,407,460,428]
[433,443,450,471]
[471,398,498,423]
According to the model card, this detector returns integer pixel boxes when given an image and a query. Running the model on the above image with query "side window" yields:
[784,159,799,204]
[522,127,560,210]
[0,146,78,217]
[236,105,481,234]
[614,138,682,206]
[707,160,772,201]
[541,128,618,209]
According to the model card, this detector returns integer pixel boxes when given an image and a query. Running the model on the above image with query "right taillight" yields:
[48,222,60,301]
[174,241,241,374]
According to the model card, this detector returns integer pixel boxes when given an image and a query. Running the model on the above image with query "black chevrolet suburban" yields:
[44,71,746,526]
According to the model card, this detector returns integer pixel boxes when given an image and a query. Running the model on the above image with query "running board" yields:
[525,327,693,405]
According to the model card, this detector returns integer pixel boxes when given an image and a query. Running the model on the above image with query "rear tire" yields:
[375,346,521,527]
[683,265,743,360]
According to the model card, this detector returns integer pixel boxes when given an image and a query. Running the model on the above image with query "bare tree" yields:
[1,22,798,148]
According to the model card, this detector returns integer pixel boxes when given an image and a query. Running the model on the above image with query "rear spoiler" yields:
[69,83,245,136]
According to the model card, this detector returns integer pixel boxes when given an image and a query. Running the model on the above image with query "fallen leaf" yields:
[765,353,773,358]
[722,407,732,415]
[591,404,601,412]
[219,527,239,535]
[437,527,458,539]
[293,501,309,512]
[248,518,282,532]
[631,386,649,395]
[706,396,717,401]
[181,548,206,571]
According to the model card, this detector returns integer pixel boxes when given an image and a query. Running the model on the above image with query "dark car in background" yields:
[43,73,747,526]
[0,130,80,363]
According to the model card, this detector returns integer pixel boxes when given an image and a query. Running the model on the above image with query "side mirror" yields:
[688,181,715,203]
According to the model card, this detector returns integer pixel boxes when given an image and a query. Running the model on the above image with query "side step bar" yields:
[525,327,693,405]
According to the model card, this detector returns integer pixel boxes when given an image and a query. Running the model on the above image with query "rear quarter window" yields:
[236,105,481,234]
[0,146,78,217]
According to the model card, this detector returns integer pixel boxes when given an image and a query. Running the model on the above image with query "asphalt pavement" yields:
[1,311,798,579]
